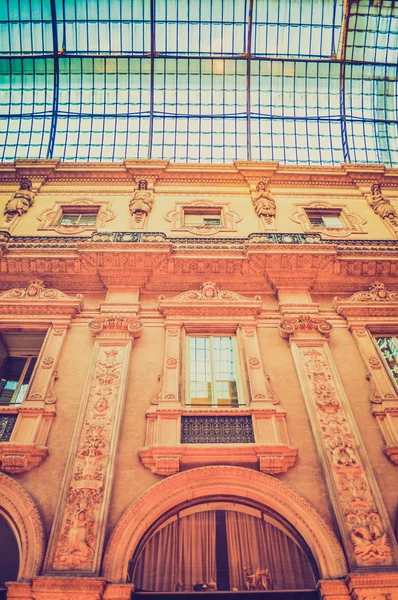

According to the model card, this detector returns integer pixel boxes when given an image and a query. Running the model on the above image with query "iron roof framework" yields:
[0,0,397,165]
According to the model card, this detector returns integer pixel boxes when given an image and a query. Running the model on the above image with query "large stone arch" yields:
[0,473,45,580]
[103,466,347,582]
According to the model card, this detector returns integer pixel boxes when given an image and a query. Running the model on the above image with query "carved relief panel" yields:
[333,282,398,465]
[44,315,142,574]
[280,316,398,569]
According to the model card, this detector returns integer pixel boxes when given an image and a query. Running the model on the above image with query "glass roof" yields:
[0,0,397,165]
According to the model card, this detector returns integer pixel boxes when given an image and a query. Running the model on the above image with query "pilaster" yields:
[43,314,143,575]
[279,312,398,570]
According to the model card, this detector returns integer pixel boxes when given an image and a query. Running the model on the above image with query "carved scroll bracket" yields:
[279,314,333,340]
[88,315,143,338]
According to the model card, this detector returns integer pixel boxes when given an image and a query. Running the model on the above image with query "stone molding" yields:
[0,472,45,579]
[0,279,83,318]
[333,282,398,319]
[103,465,347,583]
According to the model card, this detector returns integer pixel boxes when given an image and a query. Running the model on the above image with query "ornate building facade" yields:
[0,161,397,599]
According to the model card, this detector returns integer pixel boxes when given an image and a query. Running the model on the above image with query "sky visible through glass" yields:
[0,0,397,164]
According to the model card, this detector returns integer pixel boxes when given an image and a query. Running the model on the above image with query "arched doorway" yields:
[130,498,318,593]
[103,466,347,585]
[0,512,19,600]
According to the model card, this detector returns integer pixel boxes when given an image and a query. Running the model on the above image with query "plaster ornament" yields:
[299,346,393,566]
[279,314,333,338]
[150,371,163,405]
[4,177,35,221]
[88,315,143,336]
[129,179,154,227]
[0,279,82,301]
[368,183,398,228]
[344,281,398,303]
[159,281,261,303]
[251,180,276,229]
[53,345,126,570]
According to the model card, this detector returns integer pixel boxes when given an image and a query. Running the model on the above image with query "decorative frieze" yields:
[44,317,142,574]
[283,322,398,569]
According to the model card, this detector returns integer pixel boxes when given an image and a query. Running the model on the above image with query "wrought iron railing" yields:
[181,415,255,444]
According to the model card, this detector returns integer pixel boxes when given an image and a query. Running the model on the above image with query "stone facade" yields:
[0,161,397,599]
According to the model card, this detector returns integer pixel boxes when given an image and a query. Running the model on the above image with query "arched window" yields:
[130,500,317,593]
[0,512,19,600]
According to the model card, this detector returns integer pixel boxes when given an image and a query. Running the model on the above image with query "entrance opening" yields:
[0,513,19,600]
[129,500,318,595]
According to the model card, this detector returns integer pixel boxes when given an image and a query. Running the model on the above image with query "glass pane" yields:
[184,213,204,226]
[14,357,37,405]
[212,337,238,407]
[79,213,97,225]
[375,336,398,388]
[189,337,212,405]
[0,357,27,404]
[59,213,80,225]
[323,215,343,227]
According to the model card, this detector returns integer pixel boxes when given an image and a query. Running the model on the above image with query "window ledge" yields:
[138,443,298,476]
[0,442,48,473]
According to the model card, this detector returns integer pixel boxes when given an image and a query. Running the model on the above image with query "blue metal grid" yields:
[0,0,397,164]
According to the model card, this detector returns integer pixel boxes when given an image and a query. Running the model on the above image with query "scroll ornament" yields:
[129,179,154,225]
[279,314,333,338]
[0,279,82,301]
[343,281,398,303]
[368,183,398,228]
[88,315,143,337]
[4,177,35,221]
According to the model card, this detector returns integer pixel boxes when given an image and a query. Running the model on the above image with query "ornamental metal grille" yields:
[181,415,255,444]
[0,414,18,442]
[0,0,397,165]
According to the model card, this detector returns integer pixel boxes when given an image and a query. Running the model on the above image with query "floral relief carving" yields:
[249,357,260,369]
[300,346,393,566]
[164,200,241,236]
[41,356,55,369]
[166,358,177,369]
[291,201,366,238]
[53,346,125,570]
[368,357,382,369]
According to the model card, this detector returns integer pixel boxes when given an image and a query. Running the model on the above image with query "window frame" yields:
[0,355,38,406]
[372,332,398,394]
[185,333,246,408]
[58,208,99,227]
[183,207,222,228]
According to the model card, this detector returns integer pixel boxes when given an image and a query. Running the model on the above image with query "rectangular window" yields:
[306,210,344,228]
[184,208,222,227]
[187,336,242,407]
[375,335,398,389]
[59,210,98,226]
[0,332,45,405]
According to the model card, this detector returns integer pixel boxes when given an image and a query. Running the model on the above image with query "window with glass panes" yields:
[305,210,344,228]
[375,336,398,390]
[0,332,45,405]
[187,336,242,407]
[184,208,222,227]
[59,210,99,226]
